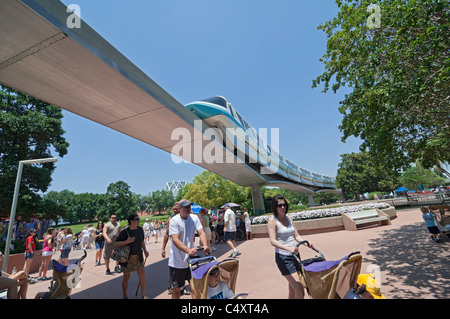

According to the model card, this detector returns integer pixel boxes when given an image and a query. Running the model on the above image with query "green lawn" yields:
[60,214,171,233]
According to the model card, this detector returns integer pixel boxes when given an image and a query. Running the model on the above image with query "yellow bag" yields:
[357,273,386,299]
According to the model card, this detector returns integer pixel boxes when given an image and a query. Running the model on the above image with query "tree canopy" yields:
[336,151,399,199]
[313,0,449,172]
[97,181,135,221]
[182,171,247,212]
[399,165,446,190]
[0,85,69,219]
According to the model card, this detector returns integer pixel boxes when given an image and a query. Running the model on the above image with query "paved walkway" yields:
[25,207,449,299]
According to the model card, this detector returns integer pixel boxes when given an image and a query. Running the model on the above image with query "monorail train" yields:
[185,96,336,188]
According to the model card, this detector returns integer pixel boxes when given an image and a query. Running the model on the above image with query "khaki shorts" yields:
[103,243,115,259]
[121,254,144,273]
[204,227,211,241]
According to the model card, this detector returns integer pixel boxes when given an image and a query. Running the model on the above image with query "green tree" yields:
[44,189,76,223]
[184,171,247,212]
[38,197,68,224]
[71,192,103,222]
[150,189,175,214]
[336,151,399,199]
[134,193,152,214]
[399,165,446,190]
[313,192,341,206]
[313,0,449,172]
[98,181,135,221]
[0,85,69,219]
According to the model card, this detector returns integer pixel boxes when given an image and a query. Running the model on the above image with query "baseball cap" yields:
[178,199,192,207]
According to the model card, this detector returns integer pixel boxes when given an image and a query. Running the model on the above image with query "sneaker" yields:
[180,286,191,296]
[231,250,239,258]
[106,269,112,275]
[114,266,121,273]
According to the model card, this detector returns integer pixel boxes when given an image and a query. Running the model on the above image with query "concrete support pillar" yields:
[307,193,315,207]
[251,185,265,215]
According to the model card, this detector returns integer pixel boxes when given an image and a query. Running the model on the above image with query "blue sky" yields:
[50,0,362,195]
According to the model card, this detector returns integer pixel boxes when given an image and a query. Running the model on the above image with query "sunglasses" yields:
[111,217,117,219]
[277,204,287,208]
[133,218,140,222]
[209,270,221,277]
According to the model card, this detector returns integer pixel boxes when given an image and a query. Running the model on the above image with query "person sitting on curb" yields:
[0,252,28,299]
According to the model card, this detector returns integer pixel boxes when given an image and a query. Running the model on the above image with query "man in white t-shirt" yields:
[168,199,210,299]
[223,204,239,258]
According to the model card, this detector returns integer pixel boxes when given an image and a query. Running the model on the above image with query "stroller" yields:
[37,250,87,299]
[294,240,376,299]
[428,205,450,237]
[188,253,243,299]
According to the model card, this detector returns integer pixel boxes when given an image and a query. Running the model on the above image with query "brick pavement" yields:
[24,207,450,299]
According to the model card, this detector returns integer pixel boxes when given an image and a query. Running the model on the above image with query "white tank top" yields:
[274,216,296,256]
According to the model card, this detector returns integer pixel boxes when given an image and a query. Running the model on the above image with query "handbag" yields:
[111,228,131,263]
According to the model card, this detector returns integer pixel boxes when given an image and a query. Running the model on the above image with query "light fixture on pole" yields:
[2,157,58,273]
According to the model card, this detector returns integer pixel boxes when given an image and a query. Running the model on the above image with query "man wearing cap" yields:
[168,199,210,299]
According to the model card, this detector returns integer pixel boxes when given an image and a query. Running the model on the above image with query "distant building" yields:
[167,181,190,196]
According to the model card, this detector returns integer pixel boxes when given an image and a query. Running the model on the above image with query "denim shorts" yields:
[95,241,105,250]
[60,248,71,259]
[275,253,301,276]
[24,252,35,260]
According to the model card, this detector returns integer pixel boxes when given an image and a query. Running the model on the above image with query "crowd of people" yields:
[1,196,317,300]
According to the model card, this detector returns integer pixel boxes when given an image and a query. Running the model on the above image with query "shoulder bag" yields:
[111,228,131,263]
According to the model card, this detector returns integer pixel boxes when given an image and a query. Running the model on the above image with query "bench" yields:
[342,209,391,231]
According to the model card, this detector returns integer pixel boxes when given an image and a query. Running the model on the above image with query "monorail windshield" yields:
[200,96,228,109]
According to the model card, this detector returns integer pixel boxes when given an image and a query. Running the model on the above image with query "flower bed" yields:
[251,202,391,225]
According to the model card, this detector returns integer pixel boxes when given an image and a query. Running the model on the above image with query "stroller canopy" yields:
[303,252,360,272]
[190,259,239,299]
[301,252,362,299]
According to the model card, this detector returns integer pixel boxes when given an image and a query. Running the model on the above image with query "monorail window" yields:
[243,120,249,130]
[236,112,245,127]
[200,97,228,109]
[228,105,235,118]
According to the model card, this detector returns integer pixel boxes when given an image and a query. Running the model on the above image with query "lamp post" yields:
[2,157,58,273]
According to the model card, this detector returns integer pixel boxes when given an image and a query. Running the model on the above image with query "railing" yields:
[380,193,449,207]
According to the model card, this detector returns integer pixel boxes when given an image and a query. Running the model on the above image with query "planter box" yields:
[0,250,43,274]
[251,207,397,238]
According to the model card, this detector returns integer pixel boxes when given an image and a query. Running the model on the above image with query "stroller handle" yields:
[296,240,310,248]
[296,240,325,260]
[80,250,87,262]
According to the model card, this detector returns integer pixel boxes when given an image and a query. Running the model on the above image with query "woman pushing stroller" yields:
[268,195,314,299]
